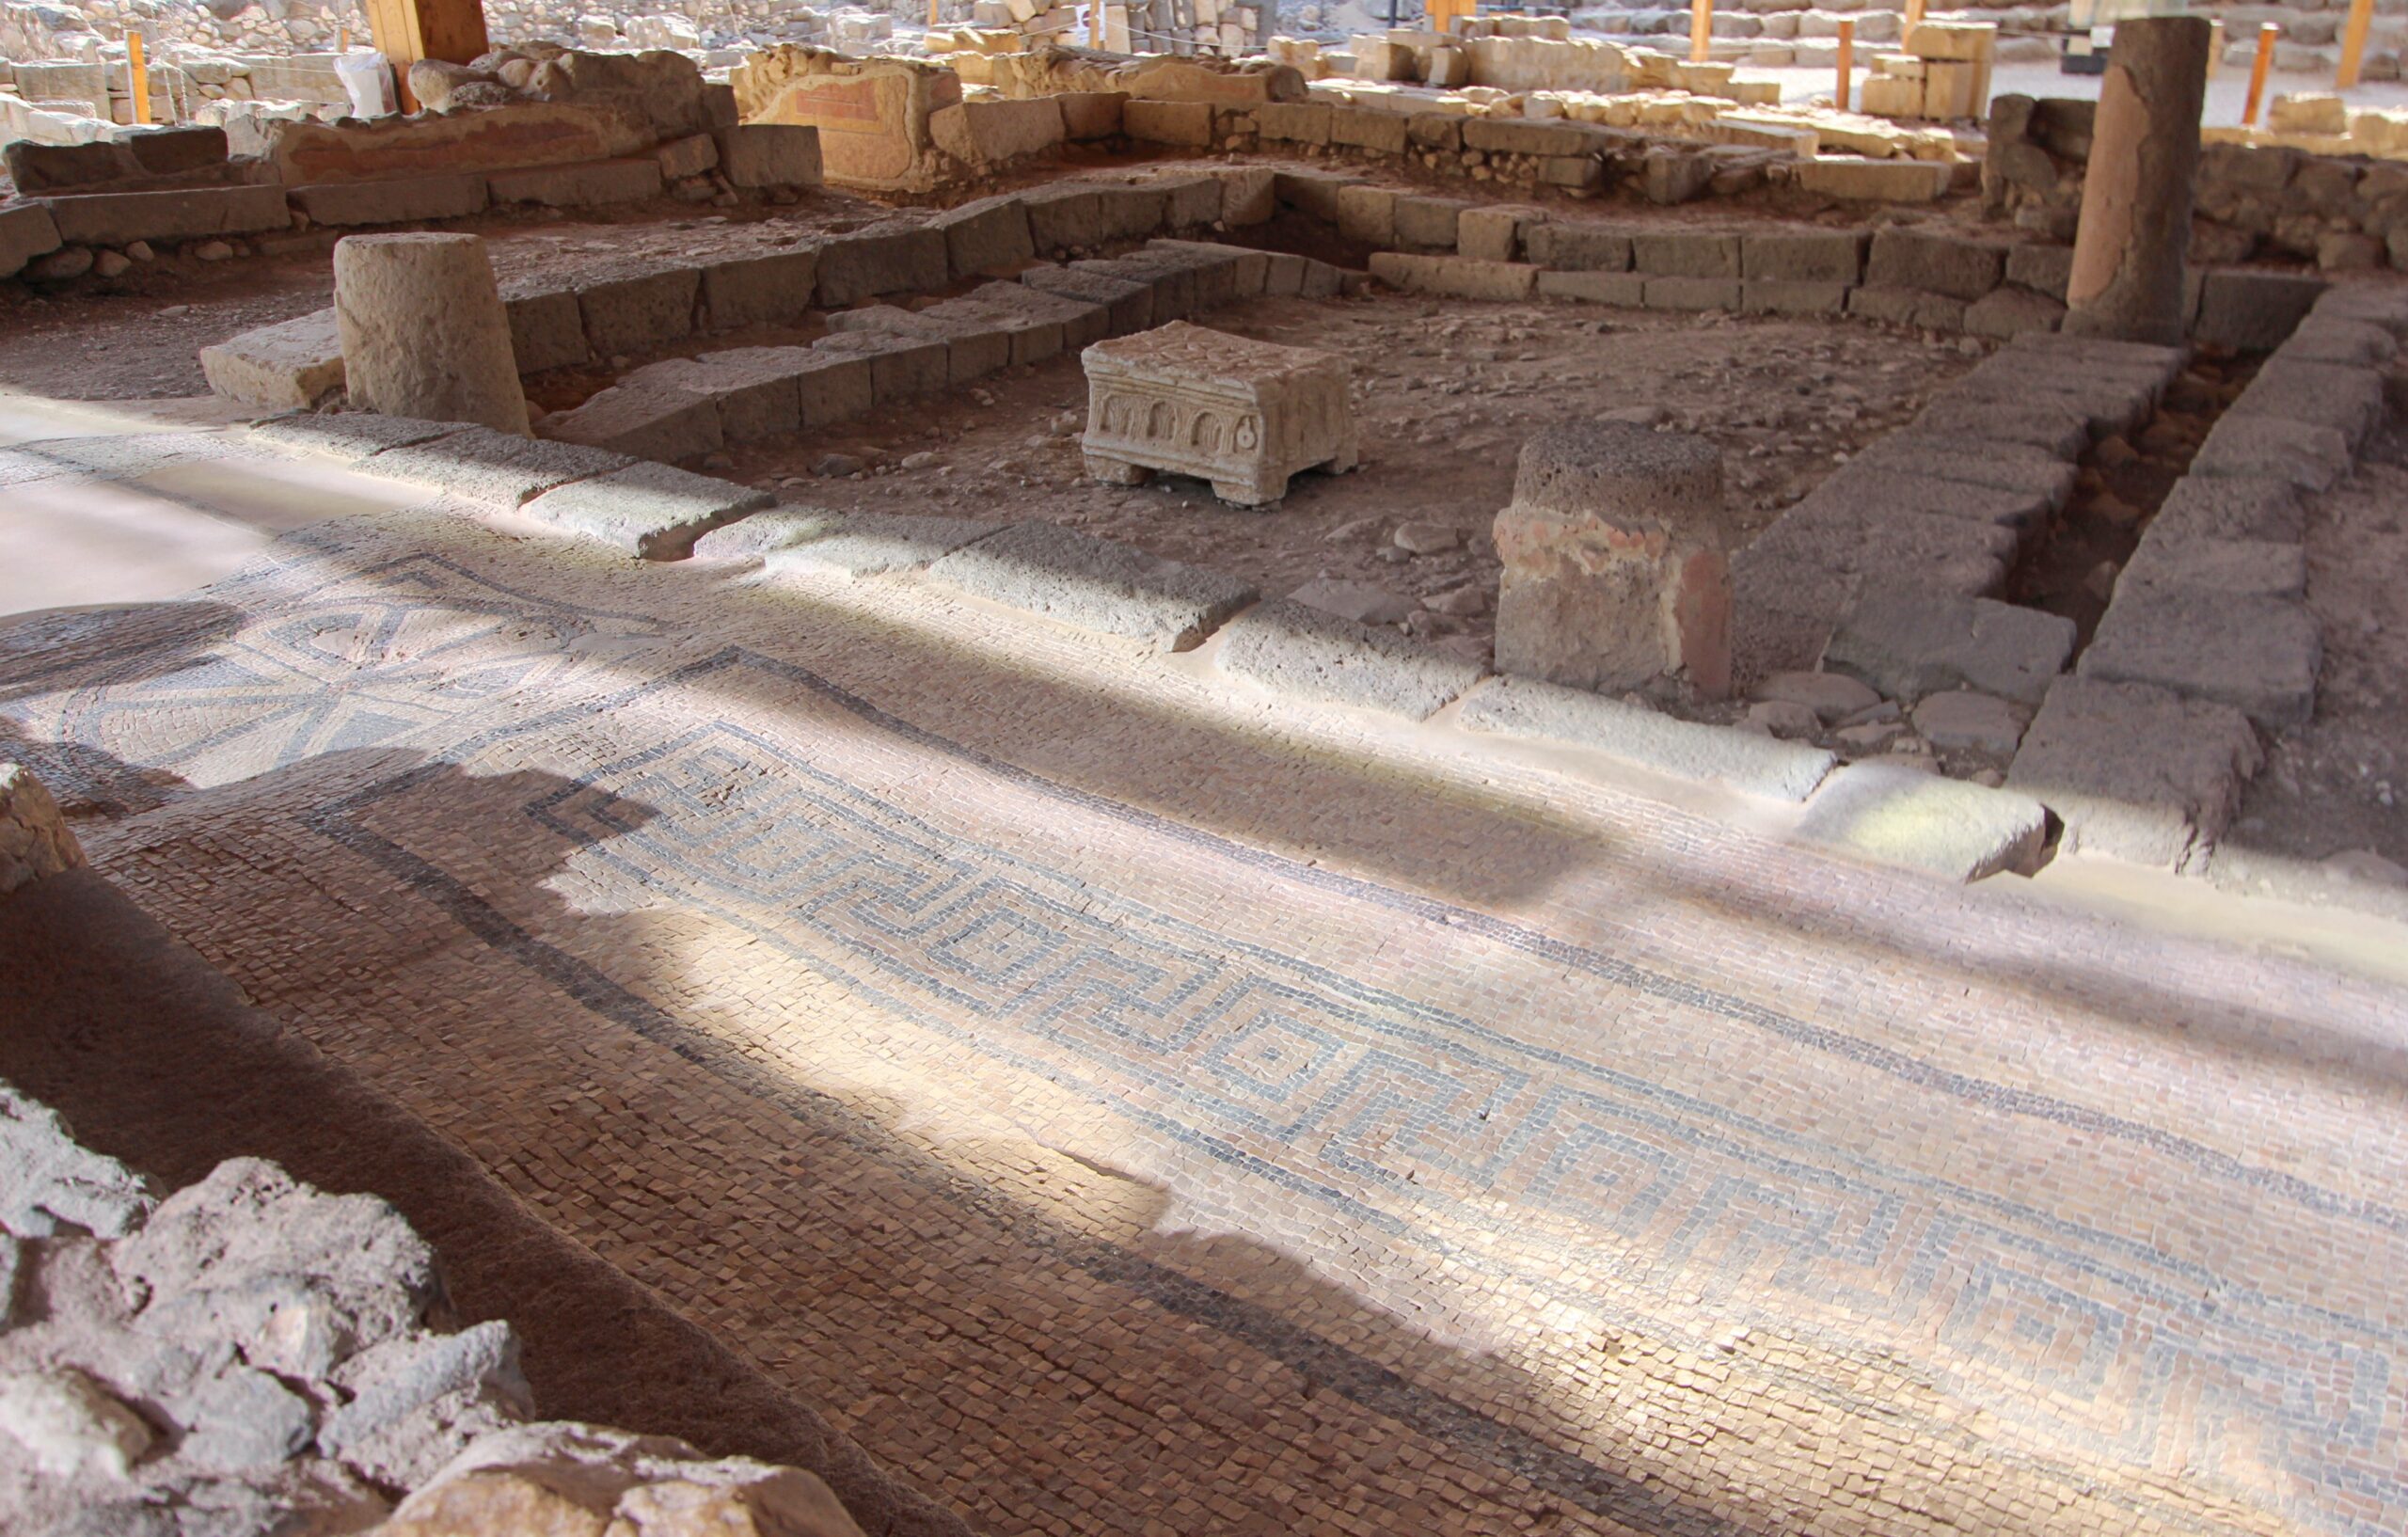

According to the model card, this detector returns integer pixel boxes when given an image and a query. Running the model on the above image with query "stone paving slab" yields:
[1213,598,1485,722]
[2189,414,2353,493]
[694,507,1001,577]
[2005,674,2263,870]
[1800,464,2053,541]
[248,411,467,463]
[2226,357,2387,452]
[360,427,632,507]
[198,309,344,411]
[1908,396,2093,458]
[2147,472,2305,544]
[1822,588,2075,706]
[2079,587,2322,728]
[2122,529,2307,600]
[925,521,1259,652]
[519,461,771,561]
[1459,674,1835,801]
[1794,761,2049,881]
[1851,432,2079,511]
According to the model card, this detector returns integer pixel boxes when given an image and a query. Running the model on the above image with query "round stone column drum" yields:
[332,231,530,436]
[1491,423,1733,699]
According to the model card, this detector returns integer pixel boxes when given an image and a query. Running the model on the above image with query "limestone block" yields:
[576,265,700,357]
[44,184,289,246]
[199,308,345,409]
[290,173,487,228]
[1255,102,1335,144]
[1273,167,1354,221]
[1493,423,1734,698]
[828,304,1011,385]
[1056,92,1126,141]
[539,383,723,463]
[1633,230,1742,277]
[809,331,950,404]
[1539,271,1650,305]
[1740,230,1865,281]
[520,461,771,560]
[699,508,1000,575]
[2080,585,2320,728]
[1822,587,2072,704]
[1527,222,1634,272]
[656,133,719,181]
[333,233,528,436]
[1793,155,1949,200]
[1367,252,1540,300]
[815,219,947,306]
[713,124,822,187]
[484,158,663,209]
[1645,277,1744,310]
[1962,286,2066,338]
[1331,107,1411,155]
[1080,322,1356,507]
[1866,227,2005,299]
[1215,599,1485,721]
[1459,675,1834,800]
[931,197,1035,279]
[1215,166,1277,226]
[1795,762,2048,880]
[2005,674,2262,868]
[699,247,820,332]
[0,765,87,902]
[0,204,63,279]
[1022,185,1111,253]
[2148,473,2303,544]
[1742,278,1850,314]
[1127,99,1213,146]
[1459,205,1545,262]
[925,521,1258,651]
[1023,266,1153,335]
[1336,183,1396,246]
[1392,196,1469,252]
[2191,268,2324,349]
[502,288,589,373]
[624,351,800,443]
[931,99,1063,166]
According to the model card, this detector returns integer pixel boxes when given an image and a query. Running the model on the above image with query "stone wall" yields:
[0,1073,868,1537]
[1985,91,2408,272]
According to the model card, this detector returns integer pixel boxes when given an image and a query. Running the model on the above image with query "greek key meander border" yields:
[20,542,2401,1537]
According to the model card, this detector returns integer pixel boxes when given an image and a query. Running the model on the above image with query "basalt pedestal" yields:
[1493,422,1733,699]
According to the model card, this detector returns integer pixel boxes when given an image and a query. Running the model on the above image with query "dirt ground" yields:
[716,292,1976,669]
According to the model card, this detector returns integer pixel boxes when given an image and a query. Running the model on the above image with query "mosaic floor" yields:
[4,427,2405,1537]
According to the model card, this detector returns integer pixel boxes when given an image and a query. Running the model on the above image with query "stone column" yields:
[332,232,529,436]
[1492,423,1733,699]
[2063,15,2211,345]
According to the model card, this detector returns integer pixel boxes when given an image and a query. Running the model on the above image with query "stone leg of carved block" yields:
[1212,473,1287,508]
[1085,453,1152,486]
[1322,445,1359,475]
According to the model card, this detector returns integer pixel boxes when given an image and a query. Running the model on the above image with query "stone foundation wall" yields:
[0,1072,868,1537]
[1986,91,2408,272]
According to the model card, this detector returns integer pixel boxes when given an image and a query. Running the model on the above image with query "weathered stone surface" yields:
[0,1080,147,1239]
[1910,689,2029,753]
[540,383,724,464]
[247,411,465,463]
[1459,674,1835,801]
[809,330,952,404]
[290,173,488,228]
[1080,322,1354,507]
[576,264,699,357]
[1801,464,2052,540]
[2226,357,2386,451]
[502,286,589,373]
[697,507,998,575]
[699,246,820,332]
[2188,414,2352,492]
[2123,529,2306,599]
[334,233,529,436]
[1740,230,1865,283]
[1847,284,1970,332]
[1539,270,1649,306]
[1823,588,2074,705]
[1215,598,1484,721]
[1963,286,2066,339]
[485,157,662,209]
[1525,222,1633,273]
[713,123,822,187]
[815,219,947,307]
[626,351,799,442]
[1368,253,1540,302]
[0,1368,153,1478]
[2191,268,2324,350]
[1632,231,1741,278]
[199,309,346,410]
[2147,473,2304,543]
[321,1320,532,1489]
[1288,578,1415,626]
[827,305,1011,386]
[1854,433,2078,510]
[1494,423,1733,698]
[0,204,63,279]
[2006,674,2261,868]
[932,196,1035,279]
[177,1366,316,1472]
[1795,762,2050,880]
[521,462,770,560]
[2079,587,2320,727]
[1751,670,1879,721]
[1740,279,1849,316]
[366,426,629,506]
[44,184,289,246]
[381,1421,865,1537]
[1909,396,2093,457]
[925,522,1257,652]
[1866,228,2006,300]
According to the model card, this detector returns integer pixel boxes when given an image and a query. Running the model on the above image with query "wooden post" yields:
[125,30,150,125]
[2243,21,2277,124]
[1836,17,1853,111]
[1689,0,1710,64]
[2339,0,2376,88]
[362,0,489,113]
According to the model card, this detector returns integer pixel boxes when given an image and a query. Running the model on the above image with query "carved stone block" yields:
[1078,321,1356,507]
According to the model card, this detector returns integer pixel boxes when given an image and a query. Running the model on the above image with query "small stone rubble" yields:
[0,1076,868,1537]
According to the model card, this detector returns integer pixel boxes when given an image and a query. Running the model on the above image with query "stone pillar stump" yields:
[332,231,529,436]
[1492,423,1733,699]
[2064,15,2211,345]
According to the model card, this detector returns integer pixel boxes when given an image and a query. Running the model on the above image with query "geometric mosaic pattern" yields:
[7,510,2403,1537]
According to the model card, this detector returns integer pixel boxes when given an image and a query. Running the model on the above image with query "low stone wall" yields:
[0,1073,870,1536]
[1986,91,2408,272]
